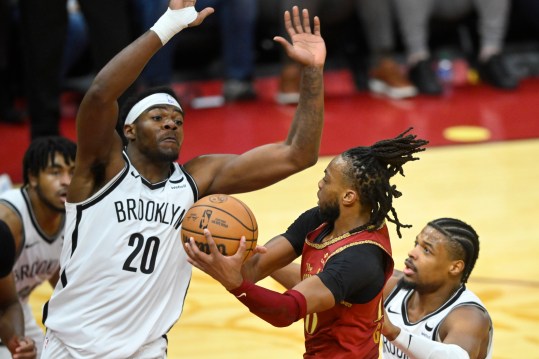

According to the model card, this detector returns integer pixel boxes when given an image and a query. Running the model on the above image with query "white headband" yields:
[125,93,183,125]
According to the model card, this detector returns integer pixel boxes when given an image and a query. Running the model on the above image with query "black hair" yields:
[341,128,429,238]
[428,217,480,284]
[22,136,77,185]
[116,86,183,146]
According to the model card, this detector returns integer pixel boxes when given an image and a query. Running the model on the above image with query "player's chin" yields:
[159,148,180,162]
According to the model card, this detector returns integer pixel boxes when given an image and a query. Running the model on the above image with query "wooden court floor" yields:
[30,139,539,358]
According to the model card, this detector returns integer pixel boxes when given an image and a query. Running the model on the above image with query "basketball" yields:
[181,194,258,261]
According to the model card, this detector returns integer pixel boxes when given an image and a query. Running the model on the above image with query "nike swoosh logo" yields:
[387,307,399,314]
[24,242,39,249]
[236,293,247,298]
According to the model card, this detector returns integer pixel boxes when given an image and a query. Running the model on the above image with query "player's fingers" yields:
[282,10,295,39]
[183,237,196,257]
[301,9,311,33]
[234,236,247,259]
[203,228,221,255]
[274,37,294,56]
[253,245,267,254]
[191,7,214,25]
[313,16,321,36]
[291,6,303,34]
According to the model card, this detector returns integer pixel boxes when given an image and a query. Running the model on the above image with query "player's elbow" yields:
[291,150,319,171]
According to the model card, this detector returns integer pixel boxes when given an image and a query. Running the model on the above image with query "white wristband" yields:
[150,7,198,45]
[392,329,470,359]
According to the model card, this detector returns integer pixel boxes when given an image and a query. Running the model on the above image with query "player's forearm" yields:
[0,304,25,353]
[89,32,162,104]
[229,279,306,327]
[89,6,197,104]
[285,66,324,168]
[270,263,301,290]
[388,329,470,359]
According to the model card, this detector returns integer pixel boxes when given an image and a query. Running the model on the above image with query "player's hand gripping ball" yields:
[181,194,258,262]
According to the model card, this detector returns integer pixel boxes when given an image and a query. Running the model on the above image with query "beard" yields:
[319,199,340,224]
[399,277,418,290]
[36,185,65,213]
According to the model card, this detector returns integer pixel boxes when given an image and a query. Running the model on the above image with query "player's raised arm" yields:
[69,1,213,202]
[187,6,326,196]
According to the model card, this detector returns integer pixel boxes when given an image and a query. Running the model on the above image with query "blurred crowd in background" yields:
[1,0,539,140]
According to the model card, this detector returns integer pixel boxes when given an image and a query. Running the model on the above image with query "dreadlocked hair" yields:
[342,128,428,238]
[23,136,77,185]
[428,218,480,284]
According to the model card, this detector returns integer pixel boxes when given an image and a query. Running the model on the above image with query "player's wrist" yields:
[388,327,405,343]
[228,278,252,294]
[150,7,198,45]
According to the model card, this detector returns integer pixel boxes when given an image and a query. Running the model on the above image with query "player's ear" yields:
[449,260,465,277]
[124,123,136,141]
[28,172,39,188]
[342,189,358,206]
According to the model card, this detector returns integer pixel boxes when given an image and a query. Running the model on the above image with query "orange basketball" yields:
[181,194,258,261]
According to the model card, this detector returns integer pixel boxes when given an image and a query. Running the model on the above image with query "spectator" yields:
[18,0,133,140]
[276,0,416,104]
[130,0,259,102]
[0,0,23,124]
[393,0,519,95]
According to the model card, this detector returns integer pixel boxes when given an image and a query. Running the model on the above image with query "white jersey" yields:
[44,154,198,358]
[382,281,494,359]
[0,187,64,356]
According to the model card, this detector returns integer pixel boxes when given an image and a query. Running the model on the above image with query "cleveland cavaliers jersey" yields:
[382,282,494,359]
[43,154,198,358]
[301,223,393,359]
[0,188,63,302]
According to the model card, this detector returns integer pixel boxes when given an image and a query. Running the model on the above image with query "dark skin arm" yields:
[0,205,36,358]
[67,0,214,203]
[185,7,326,196]
[186,231,336,315]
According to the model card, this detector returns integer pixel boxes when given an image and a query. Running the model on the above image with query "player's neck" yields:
[328,213,370,240]
[127,150,172,183]
[408,282,463,320]
[27,189,64,236]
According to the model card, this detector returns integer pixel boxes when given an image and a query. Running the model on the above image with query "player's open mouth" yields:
[403,259,416,275]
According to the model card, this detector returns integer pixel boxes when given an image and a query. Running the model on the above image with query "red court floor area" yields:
[1,69,539,184]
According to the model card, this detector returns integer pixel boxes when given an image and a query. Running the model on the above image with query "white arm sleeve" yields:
[391,329,470,359]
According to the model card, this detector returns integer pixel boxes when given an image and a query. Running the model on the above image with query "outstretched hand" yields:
[274,6,326,68]
[184,229,246,290]
[169,0,214,27]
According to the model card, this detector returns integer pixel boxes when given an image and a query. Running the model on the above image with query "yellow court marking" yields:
[443,125,491,142]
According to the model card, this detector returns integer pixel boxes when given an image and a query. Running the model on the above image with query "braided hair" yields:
[23,136,77,185]
[341,128,428,238]
[428,218,480,284]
